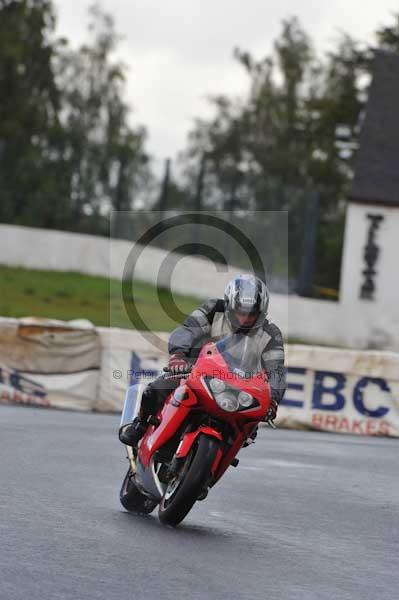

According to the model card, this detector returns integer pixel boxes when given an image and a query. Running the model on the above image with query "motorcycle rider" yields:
[119,274,286,447]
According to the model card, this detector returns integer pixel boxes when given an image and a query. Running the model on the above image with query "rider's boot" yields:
[119,416,147,447]
[118,386,157,447]
[119,386,157,447]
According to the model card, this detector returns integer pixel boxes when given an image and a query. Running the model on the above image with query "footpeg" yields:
[231,458,239,467]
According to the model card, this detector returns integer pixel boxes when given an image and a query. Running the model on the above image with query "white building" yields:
[339,51,399,350]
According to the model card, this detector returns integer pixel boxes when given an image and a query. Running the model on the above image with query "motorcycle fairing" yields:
[119,382,146,429]
[138,383,197,468]
[134,454,168,501]
[175,426,223,459]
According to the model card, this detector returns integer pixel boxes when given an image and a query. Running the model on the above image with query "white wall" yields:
[1,222,399,351]
[0,224,110,278]
[0,223,245,298]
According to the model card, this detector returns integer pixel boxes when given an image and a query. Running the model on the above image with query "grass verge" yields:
[0,265,202,331]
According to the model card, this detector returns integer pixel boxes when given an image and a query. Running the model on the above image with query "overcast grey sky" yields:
[55,1,398,168]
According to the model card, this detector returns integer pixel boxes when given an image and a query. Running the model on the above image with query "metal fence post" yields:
[159,158,171,217]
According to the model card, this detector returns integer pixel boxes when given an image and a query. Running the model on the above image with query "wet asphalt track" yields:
[1,405,398,600]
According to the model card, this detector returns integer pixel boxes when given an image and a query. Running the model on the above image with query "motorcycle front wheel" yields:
[158,434,219,526]
[120,468,157,514]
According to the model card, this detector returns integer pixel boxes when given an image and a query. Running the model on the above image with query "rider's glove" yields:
[168,353,189,375]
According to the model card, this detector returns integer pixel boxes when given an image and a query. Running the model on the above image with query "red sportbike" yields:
[119,332,273,526]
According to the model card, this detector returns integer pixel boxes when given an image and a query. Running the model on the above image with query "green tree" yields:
[56,4,150,228]
[0,1,150,233]
[181,17,372,290]
[0,0,68,226]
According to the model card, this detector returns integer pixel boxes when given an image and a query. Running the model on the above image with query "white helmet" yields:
[224,274,269,331]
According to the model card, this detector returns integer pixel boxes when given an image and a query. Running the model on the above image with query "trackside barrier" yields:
[0,317,101,411]
[1,318,398,437]
[282,345,399,437]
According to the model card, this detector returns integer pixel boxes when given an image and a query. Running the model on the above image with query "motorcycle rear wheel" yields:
[158,434,219,526]
[120,468,157,514]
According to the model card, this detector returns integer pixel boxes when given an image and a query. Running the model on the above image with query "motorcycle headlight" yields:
[203,376,260,413]
[209,378,226,394]
[215,392,239,412]
[238,391,253,408]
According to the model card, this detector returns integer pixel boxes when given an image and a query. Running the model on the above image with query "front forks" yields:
[126,445,137,474]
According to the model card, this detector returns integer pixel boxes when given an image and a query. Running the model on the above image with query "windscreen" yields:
[214,333,263,379]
